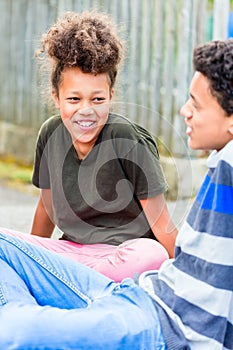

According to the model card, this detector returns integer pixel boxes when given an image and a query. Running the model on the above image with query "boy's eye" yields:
[189,99,199,110]
[191,102,199,110]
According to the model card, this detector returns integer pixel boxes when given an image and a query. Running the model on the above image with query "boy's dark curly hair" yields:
[193,39,233,116]
[36,11,123,95]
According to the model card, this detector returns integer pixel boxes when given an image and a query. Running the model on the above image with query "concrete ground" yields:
[0,182,37,233]
[0,181,192,238]
[0,182,62,239]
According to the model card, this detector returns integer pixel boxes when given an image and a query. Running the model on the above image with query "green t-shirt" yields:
[32,113,168,245]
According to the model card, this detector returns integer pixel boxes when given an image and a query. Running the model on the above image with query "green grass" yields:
[0,159,33,185]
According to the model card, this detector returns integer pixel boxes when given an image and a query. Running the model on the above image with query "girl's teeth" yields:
[78,121,94,127]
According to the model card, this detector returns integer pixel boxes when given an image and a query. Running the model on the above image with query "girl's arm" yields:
[140,193,178,258]
[31,189,55,238]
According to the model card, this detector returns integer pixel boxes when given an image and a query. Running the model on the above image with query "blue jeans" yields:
[0,232,166,349]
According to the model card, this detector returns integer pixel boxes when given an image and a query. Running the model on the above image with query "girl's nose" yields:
[78,106,94,115]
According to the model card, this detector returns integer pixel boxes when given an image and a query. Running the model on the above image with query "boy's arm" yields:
[140,193,178,258]
[31,189,55,238]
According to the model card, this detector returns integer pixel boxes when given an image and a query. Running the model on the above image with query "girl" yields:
[3,11,177,281]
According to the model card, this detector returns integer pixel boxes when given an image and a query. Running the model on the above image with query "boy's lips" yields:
[186,126,192,136]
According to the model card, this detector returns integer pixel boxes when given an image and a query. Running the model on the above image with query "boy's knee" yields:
[0,304,55,348]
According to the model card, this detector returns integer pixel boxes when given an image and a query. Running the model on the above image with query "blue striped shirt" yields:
[140,140,233,350]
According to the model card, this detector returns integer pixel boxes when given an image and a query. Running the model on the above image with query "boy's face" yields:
[180,71,233,151]
[52,67,113,157]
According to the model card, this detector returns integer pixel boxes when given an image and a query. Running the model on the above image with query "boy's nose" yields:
[180,101,191,119]
[180,103,186,117]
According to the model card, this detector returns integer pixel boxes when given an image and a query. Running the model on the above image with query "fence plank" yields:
[171,0,194,156]
[0,0,11,121]
[160,0,178,150]
[124,0,141,123]
[148,0,164,137]
[213,0,230,39]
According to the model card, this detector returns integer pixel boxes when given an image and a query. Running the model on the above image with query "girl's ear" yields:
[52,90,60,109]
[110,88,114,100]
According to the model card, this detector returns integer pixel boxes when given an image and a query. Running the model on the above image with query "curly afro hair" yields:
[36,11,123,95]
[193,39,233,116]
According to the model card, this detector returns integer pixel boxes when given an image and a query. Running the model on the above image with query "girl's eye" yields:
[93,97,105,102]
[67,97,80,101]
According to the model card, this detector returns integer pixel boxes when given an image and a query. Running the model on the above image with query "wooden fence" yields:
[0,0,231,163]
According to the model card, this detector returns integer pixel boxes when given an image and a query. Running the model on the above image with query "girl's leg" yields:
[0,232,115,308]
[0,228,168,281]
[93,238,169,281]
[0,232,167,349]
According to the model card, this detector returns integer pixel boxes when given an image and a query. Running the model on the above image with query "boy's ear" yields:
[228,115,233,136]
[52,90,60,109]
[229,125,233,136]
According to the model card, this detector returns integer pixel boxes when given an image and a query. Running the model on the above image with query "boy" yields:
[0,39,232,349]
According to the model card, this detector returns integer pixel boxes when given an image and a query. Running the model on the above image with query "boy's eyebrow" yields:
[190,92,200,104]
[190,93,195,100]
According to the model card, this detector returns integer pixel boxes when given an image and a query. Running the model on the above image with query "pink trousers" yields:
[0,227,169,281]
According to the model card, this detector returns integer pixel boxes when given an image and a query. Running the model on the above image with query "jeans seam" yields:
[0,235,91,305]
[0,286,6,305]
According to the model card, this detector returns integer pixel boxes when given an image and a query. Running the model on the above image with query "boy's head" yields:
[37,11,123,96]
[193,40,233,116]
[180,39,233,151]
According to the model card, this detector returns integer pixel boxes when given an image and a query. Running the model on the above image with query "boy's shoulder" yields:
[207,139,233,169]
[221,139,233,166]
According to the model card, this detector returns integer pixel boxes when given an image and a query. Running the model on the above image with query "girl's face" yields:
[180,71,233,151]
[53,67,114,158]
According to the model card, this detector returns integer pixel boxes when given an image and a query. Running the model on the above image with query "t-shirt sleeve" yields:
[120,137,168,199]
[32,126,51,189]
